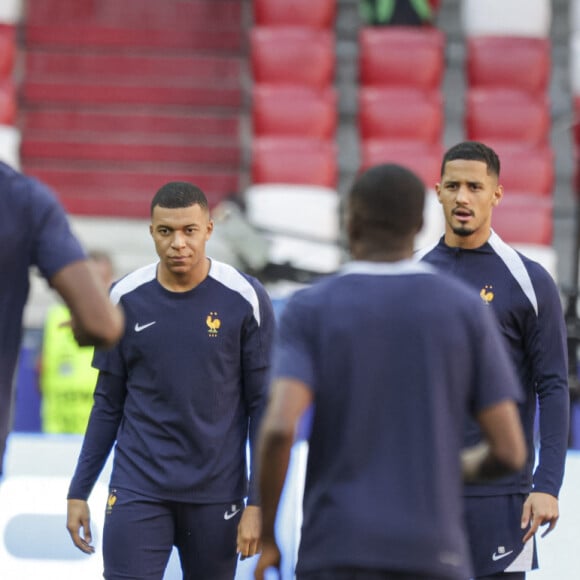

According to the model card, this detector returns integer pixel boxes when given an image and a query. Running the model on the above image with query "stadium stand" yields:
[252,85,337,139]
[250,27,335,89]
[253,0,336,28]
[251,137,338,189]
[246,0,340,279]
[490,144,555,198]
[358,87,443,143]
[360,140,443,189]
[354,20,447,249]
[461,0,556,275]
[465,89,551,147]
[466,36,551,95]
[20,0,245,218]
[358,26,445,90]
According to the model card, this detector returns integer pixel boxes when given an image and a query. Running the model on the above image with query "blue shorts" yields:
[102,487,244,580]
[464,494,538,577]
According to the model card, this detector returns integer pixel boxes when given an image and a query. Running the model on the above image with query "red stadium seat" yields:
[251,137,337,187]
[489,144,554,197]
[573,96,580,145]
[250,27,335,89]
[466,36,550,95]
[492,197,553,245]
[358,87,443,143]
[25,50,241,85]
[253,0,336,28]
[0,25,15,79]
[360,141,443,188]
[359,26,445,90]
[465,89,551,147]
[0,78,17,124]
[252,85,337,139]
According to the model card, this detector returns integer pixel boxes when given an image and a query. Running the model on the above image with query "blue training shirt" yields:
[272,259,522,579]
[68,259,275,504]
[419,231,569,497]
[0,162,85,472]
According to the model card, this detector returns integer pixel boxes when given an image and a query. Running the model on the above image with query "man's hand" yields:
[66,499,95,554]
[254,539,281,580]
[521,491,559,542]
[237,505,261,560]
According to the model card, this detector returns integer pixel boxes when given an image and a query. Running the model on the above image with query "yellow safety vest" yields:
[39,304,98,434]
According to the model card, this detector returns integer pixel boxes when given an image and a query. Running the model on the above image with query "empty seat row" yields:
[249,5,338,190]
[460,0,556,274]
[246,1,340,279]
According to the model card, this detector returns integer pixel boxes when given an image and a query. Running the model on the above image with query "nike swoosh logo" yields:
[224,507,242,520]
[134,321,156,332]
[492,550,514,561]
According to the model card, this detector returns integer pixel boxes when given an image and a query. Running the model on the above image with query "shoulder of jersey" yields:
[110,262,157,305]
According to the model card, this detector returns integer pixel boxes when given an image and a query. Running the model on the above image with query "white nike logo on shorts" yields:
[134,321,156,332]
[492,550,514,561]
[224,504,242,520]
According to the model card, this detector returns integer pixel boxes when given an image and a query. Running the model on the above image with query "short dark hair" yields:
[441,141,500,177]
[349,163,425,238]
[150,182,209,216]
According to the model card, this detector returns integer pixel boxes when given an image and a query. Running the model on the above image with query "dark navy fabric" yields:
[0,162,85,474]
[68,259,275,505]
[272,259,522,579]
[464,494,538,575]
[102,487,242,580]
[420,232,569,498]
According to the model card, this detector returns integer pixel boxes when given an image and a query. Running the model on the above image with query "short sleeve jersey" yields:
[0,162,85,421]
[272,259,522,579]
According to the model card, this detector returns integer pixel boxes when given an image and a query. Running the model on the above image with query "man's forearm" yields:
[258,429,293,539]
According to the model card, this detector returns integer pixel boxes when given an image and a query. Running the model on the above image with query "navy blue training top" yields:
[68,259,275,504]
[419,232,569,497]
[272,259,522,579]
[0,162,85,471]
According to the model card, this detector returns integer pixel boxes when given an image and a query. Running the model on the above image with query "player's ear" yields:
[206,219,214,240]
[149,224,154,237]
[492,184,503,207]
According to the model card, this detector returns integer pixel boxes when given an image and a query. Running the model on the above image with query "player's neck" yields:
[157,258,210,292]
[444,227,491,250]
[354,248,414,263]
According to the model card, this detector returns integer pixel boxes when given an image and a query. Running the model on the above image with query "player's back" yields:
[287,259,519,579]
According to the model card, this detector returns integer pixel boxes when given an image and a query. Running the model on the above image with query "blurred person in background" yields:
[359,0,437,26]
[0,162,124,479]
[39,250,116,434]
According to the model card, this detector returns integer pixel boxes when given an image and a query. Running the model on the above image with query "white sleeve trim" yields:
[208,259,262,325]
[109,262,158,305]
[488,230,538,316]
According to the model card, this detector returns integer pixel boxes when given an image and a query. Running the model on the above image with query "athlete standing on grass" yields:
[255,164,526,580]
[66,182,275,580]
[419,141,569,579]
